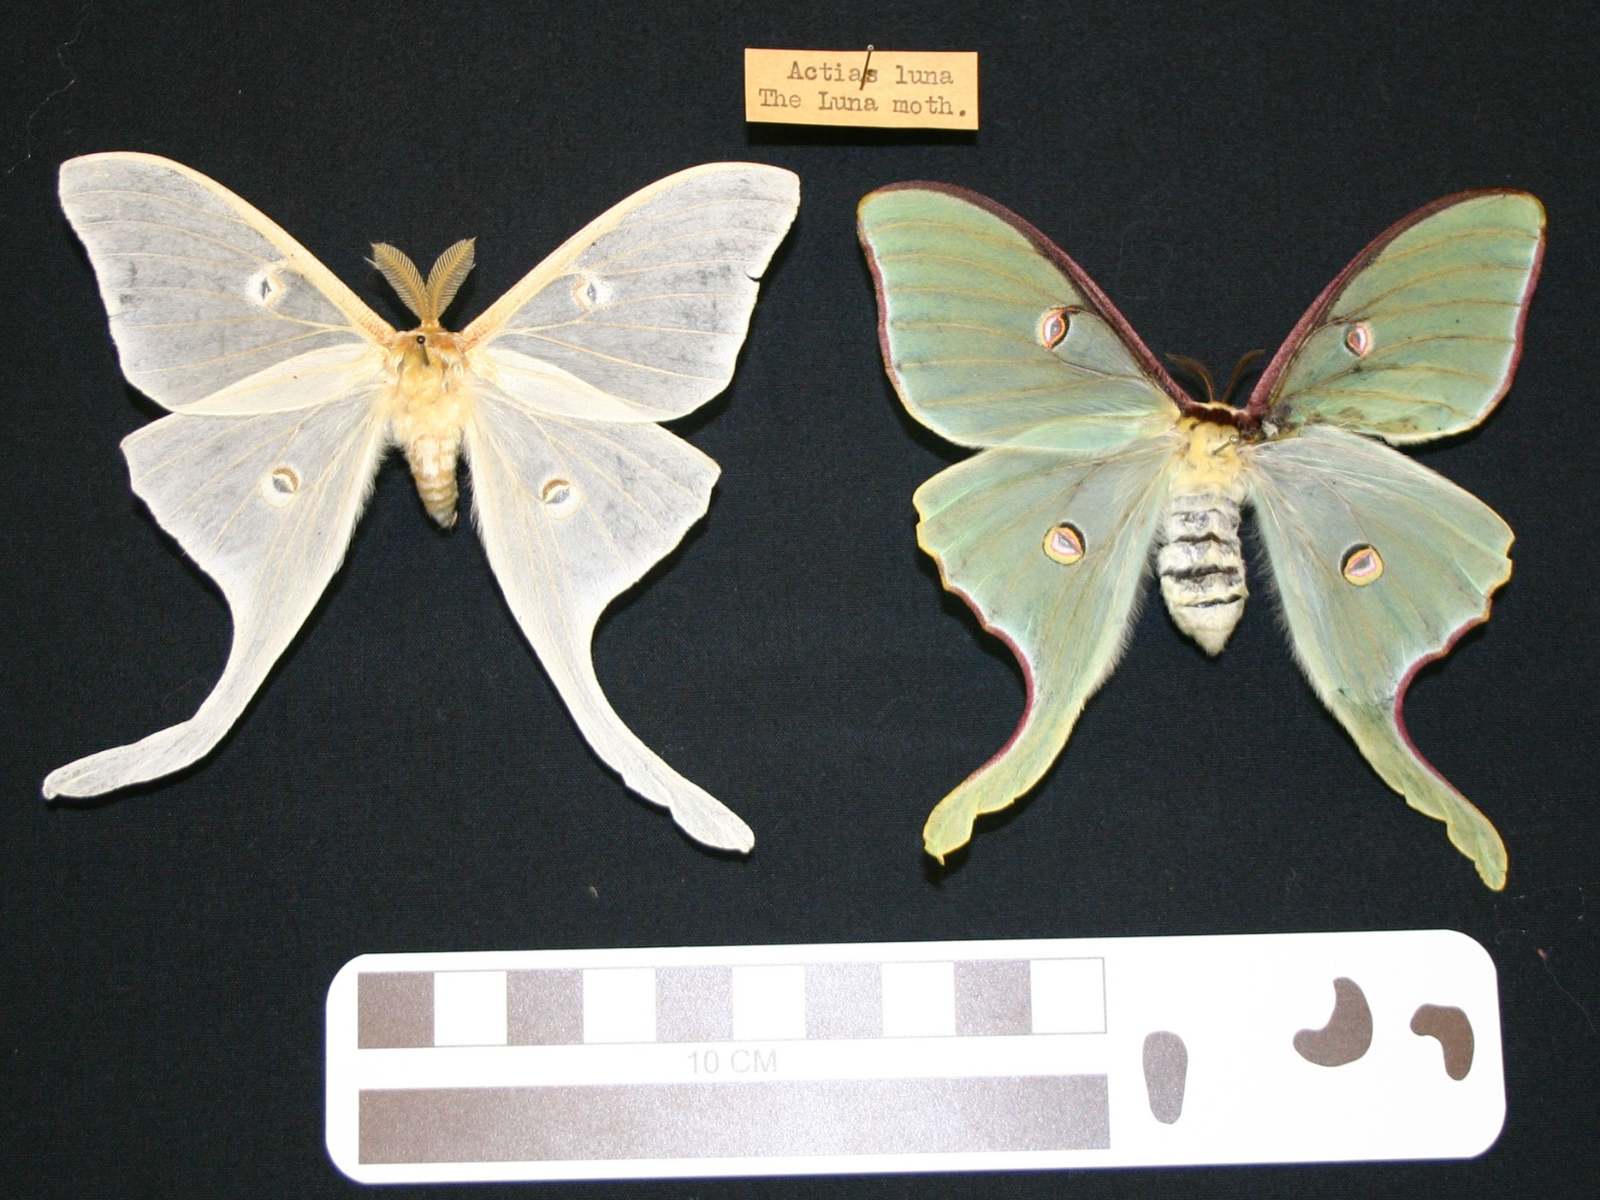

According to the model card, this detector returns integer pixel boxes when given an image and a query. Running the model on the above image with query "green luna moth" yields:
[858,183,1544,889]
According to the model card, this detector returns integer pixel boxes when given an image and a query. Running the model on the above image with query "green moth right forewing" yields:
[860,186,1178,448]
[1248,426,1513,887]
[916,433,1176,859]
[1259,191,1544,444]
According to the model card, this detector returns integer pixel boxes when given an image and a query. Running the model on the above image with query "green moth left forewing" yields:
[859,184,1182,449]
[1251,191,1545,443]
[861,183,1543,888]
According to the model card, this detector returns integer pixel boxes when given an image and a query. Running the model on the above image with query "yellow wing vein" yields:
[578,224,787,273]
[565,322,736,336]
[500,413,651,568]
[136,329,358,374]
[875,252,1064,303]
[472,417,586,654]
[79,218,278,267]
[1356,297,1519,322]
[68,186,262,230]
[895,355,1110,371]
[1361,225,1541,268]
[889,319,1046,349]
[876,283,1056,308]
[1292,389,1477,417]
[502,333,722,381]
[589,290,749,306]
[567,261,762,281]
[119,315,326,330]
[1341,263,1534,317]
[866,217,1051,259]
[540,419,703,508]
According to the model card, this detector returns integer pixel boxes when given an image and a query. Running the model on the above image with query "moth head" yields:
[387,326,466,382]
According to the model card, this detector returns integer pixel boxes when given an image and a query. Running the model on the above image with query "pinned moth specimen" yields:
[46,153,800,852]
[859,184,1543,888]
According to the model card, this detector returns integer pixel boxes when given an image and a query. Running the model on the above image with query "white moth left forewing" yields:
[465,164,800,421]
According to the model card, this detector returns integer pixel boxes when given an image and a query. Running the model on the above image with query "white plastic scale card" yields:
[325,929,1502,1183]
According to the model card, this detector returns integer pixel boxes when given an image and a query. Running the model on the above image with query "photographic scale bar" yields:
[326,929,1503,1183]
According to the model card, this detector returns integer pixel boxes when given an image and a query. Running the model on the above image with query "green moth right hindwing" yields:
[859,183,1544,889]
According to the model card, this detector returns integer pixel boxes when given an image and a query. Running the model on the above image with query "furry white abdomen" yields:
[403,433,462,529]
[1157,487,1248,655]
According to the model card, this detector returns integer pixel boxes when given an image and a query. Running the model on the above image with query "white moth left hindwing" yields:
[47,152,799,854]
[860,183,1542,889]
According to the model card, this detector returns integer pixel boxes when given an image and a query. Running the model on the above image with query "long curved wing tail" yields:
[916,435,1174,860]
[1250,425,1512,889]
[45,399,387,798]
[1327,705,1507,890]
[517,620,755,853]
[466,391,753,852]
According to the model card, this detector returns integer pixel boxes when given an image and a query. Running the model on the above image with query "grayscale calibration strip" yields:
[326,930,1504,1183]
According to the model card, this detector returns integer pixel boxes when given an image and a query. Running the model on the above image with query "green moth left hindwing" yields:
[859,183,1544,890]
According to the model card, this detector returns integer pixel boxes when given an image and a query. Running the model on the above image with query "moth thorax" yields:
[386,328,466,394]
[1157,485,1248,657]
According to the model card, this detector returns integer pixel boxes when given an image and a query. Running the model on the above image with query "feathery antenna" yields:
[370,238,476,325]
[1220,349,1266,407]
[371,243,430,323]
[425,238,476,323]
[1165,353,1217,405]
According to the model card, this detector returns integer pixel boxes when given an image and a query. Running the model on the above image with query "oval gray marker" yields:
[1142,1031,1188,1123]
[1293,977,1372,1067]
[1410,1004,1474,1080]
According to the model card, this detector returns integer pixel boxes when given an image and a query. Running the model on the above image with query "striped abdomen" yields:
[1157,487,1247,656]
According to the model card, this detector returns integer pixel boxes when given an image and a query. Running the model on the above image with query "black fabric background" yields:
[3,1,1597,1195]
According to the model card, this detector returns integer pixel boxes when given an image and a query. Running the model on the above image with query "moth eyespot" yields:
[246,264,286,309]
[540,478,580,519]
[1038,307,1071,350]
[1341,543,1384,585]
[1344,322,1374,357]
[571,271,607,310]
[1043,521,1086,565]
[261,465,300,508]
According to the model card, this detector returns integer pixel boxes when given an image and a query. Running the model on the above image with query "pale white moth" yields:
[46,153,799,852]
